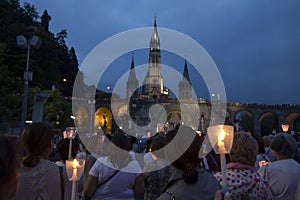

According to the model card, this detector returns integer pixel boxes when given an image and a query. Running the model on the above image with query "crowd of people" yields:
[1,122,300,200]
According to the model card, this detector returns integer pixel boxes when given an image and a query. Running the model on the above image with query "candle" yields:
[68,138,73,160]
[281,124,289,133]
[71,159,79,200]
[66,159,85,200]
[220,154,227,193]
[207,125,234,194]
[72,159,79,180]
[217,129,226,153]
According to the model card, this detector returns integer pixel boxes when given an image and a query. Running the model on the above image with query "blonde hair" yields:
[230,131,258,166]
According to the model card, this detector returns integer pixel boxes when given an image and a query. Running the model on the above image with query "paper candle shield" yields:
[66,159,85,181]
[207,125,234,154]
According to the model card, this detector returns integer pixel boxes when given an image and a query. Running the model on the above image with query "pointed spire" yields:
[150,17,160,50]
[127,53,139,99]
[128,53,138,82]
[130,53,135,69]
[182,59,191,85]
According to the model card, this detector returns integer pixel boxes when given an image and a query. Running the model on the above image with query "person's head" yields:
[270,132,298,160]
[165,125,202,184]
[22,122,55,167]
[230,131,258,167]
[107,131,132,169]
[57,138,79,161]
[150,135,166,159]
[252,134,265,154]
[262,135,273,147]
[0,135,21,199]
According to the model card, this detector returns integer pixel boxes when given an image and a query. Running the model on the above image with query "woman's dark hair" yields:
[252,134,265,154]
[57,138,79,161]
[0,135,21,180]
[271,133,297,159]
[107,131,132,169]
[22,122,55,167]
[165,125,202,184]
[150,135,166,159]
[0,135,21,198]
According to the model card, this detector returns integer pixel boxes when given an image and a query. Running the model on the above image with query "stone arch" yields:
[234,110,254,133]
[259,112,279,136]
[165,105,182,130]
[225,109,232,125]
[283,112,300,132]
[95,106,112,133]
[293,116,300,133]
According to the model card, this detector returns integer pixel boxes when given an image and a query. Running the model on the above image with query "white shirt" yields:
[89,156,142,200]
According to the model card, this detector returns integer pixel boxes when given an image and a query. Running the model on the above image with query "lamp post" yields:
[88,99,96,136]
[16,26,41,132]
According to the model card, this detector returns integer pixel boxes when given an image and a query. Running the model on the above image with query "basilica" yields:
[90,18,198,135]
[126,18,193,101]
[74,18,300,139]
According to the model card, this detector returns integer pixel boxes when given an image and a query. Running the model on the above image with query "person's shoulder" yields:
[157,192,173,200]
[55,161,65,167]
[39,159,58,168]
[126,159,142,173]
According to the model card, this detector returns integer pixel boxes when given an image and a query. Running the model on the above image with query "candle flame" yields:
[218,129,225,142]
[73,159,79,168]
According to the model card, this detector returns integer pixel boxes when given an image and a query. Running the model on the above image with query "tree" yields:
[0,1,80,131]
[23,2,39,21]
[44,89,74,129]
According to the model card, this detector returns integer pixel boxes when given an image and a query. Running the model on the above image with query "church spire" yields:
[126,54,139,99]
[178,59,192,99]
[182,59,191,85]
[141,18,166,99]
[130,54,135,70]
[150,17,160,51]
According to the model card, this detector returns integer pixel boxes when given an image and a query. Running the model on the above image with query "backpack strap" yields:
[161,177,183,194]
[97,170,119,188]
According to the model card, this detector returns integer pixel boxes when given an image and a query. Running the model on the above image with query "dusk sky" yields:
[20,0,300,104]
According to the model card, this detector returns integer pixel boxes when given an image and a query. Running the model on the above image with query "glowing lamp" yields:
[207,125,234,194]
[207,125,234,154]
[66,159,85,200]
[281,124,289,133]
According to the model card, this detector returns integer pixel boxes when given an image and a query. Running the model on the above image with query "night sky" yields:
[19,0,300,104]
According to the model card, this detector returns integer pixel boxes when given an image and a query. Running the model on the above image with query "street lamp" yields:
[88,99,96,136]
[16,26,41,132]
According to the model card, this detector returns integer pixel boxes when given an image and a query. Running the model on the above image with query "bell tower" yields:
[141,17,166,99]
[178,60,192,99]
[126,54,139,99]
